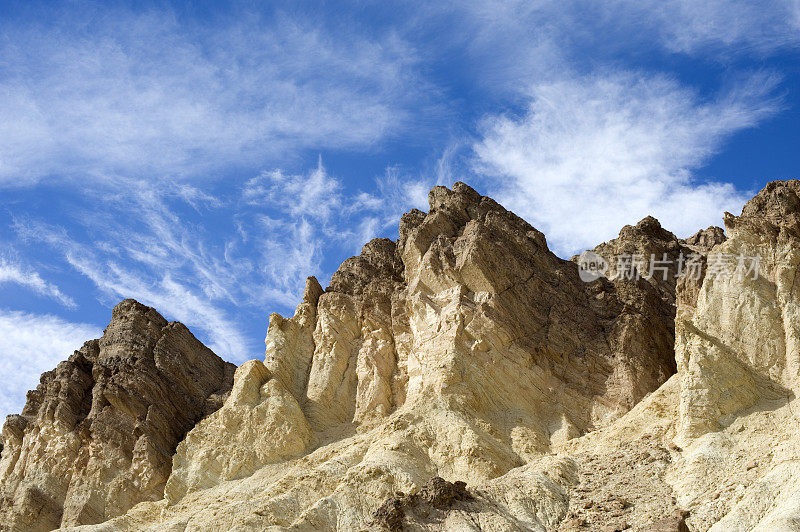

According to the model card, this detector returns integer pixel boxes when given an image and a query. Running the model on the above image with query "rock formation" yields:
[85,182,700,531]
[669,180,800,530]
[6,180,800,531]
[682,226,727,254]
[0,300,235,531]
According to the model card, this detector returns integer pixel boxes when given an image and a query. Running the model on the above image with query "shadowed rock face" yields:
[0,299,235,531]
[583,215,701,409]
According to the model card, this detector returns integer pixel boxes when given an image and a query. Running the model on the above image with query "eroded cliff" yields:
[6,180,800,532]
[95,182,699,531]
[0,300,235,531]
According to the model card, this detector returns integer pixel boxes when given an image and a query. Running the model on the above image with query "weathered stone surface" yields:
[0,300,234,531]
[682,226,726,254]
[373,477,472,531]
[585,215,699,411]
[668,179,800,530]
[122,182,688,531]
[164,359,310,503]
[676,180,800,440]
[640,510,690,532]
[27,180,800,532]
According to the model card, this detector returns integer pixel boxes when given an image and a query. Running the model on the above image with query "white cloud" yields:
[344,143,466,242]
[474,71,782,255]
[0,258,75,308]
[243,158,343,223]
[637,0,800,54]
[65,250,251,361]
[0,7,426,185]
[15,182,254,361]
[241,158,449,299]
[10,156,456,365]
[13,161,369,360]
[420,0,800,96]
[248,217,326,307]
[0,309,101,418]
[523,0,800,58]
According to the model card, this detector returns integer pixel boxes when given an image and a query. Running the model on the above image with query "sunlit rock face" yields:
[16,181,800,532]
[0,300,234,531]
[159,182,689,530]
[668,180,800,531]
[677,180,800,440]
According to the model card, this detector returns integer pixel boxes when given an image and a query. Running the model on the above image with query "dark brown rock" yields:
[373,494,407,531]
[373,477,473,531]
[0,299,235,531]
[683,226,726,253]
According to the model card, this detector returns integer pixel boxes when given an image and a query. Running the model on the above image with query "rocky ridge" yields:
[4,180,800,531]
[73,182,710,531]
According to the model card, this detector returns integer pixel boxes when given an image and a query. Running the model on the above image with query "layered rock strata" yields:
[669,179,800,530]
[11,180,800,531]
[136,182,694,530]
[0,300,235,531]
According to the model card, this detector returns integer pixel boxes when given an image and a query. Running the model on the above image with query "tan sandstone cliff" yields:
[69,182,702,531]
[6,180,800,532]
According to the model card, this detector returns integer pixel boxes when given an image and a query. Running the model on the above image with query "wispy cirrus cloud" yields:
[0,257,75,308]
[0,5,428,186]
[441,0,800,64]
[15,182,253,361]
[2,0,797,389]
[243,159,344,223]
[628,0,800,55]
[11,160,415,360]
[474,71,783,255]
[10,153,460,365]
[0,309,101,417]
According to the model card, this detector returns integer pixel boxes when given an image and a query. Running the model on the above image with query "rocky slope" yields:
[5,180,800,532]
[65,182,708,531]
[0,300,235,531]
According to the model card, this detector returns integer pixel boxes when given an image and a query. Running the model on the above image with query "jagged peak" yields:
[107,298,167,328]
[0,300,234,529]
[301,276,323,306]
[8,179,800,531]
[401,182,548,257]
[616,215,676,243]
[327,237,404,296]
[427,181,483,213]
[727,179,800,238]
[683,225,726,253]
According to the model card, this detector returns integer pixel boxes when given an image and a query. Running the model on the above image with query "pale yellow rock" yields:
[667,180,800,531]
[69,183,690,532]
[63,181,800,531]
[164,359,311,503]
[264,277,323,405]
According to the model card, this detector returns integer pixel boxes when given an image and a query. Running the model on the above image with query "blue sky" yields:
[0,0,798,416]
